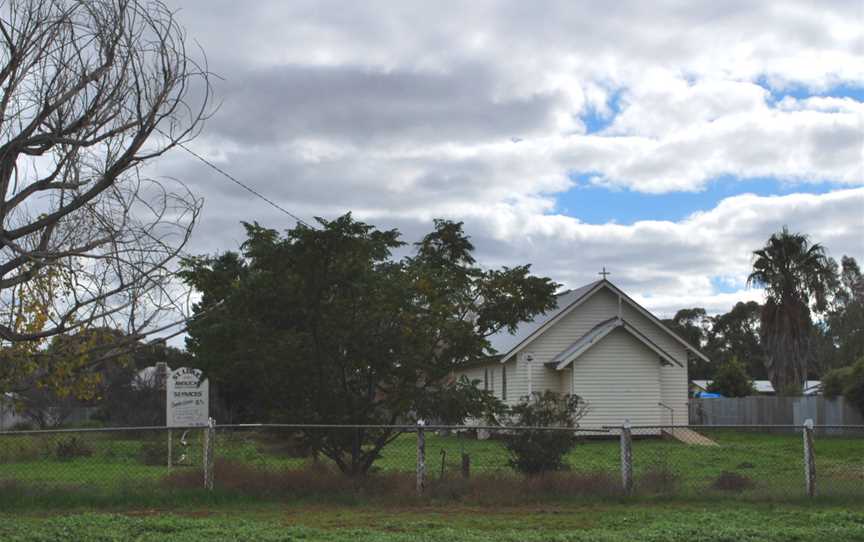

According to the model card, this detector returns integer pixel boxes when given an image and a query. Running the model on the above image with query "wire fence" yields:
[0,422,861,500]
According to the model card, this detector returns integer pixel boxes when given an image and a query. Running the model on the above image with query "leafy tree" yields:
[663,303,764,380]
[821,365,853,399]
[181,215,556,475]
[842,358,864,417]
[821,257,864,371]
[501,391,587,475]
[706,301,766,380]
[707,357,754,398]
[663,308,711,378]
[5,327,189,427]
[92,340,192,427]
[747,227,836,394]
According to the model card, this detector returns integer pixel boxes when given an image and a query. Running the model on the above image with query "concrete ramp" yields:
[662,427,718,446]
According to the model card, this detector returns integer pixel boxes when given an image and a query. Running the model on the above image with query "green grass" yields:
[1,502,863,541]
[0,428,860,499]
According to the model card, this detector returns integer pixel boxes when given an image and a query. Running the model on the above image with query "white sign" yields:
[166,367,209,427]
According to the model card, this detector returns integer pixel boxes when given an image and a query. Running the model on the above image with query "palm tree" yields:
[747,227,836,394]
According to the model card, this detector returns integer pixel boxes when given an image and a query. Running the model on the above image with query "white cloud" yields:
[150,0,863,317]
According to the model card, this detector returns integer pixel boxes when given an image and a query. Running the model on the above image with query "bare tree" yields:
[0,0,211,365]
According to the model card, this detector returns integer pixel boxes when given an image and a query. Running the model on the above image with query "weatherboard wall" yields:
[569,327,663,426]
[452,284,690,425]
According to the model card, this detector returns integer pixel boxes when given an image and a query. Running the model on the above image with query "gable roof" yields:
[487,280,602,359]
[549,317,682,370]
[487,279,709,364]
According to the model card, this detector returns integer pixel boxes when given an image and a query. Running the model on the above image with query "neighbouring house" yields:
[453,279,708,428]
[691,379,822,397]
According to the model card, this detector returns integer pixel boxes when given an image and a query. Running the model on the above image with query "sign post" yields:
[167,367,210,428]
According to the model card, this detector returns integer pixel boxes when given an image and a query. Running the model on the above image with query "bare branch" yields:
[0,0,211,356]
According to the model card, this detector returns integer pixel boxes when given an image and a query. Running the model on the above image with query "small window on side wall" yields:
[484,368,488,391]
[502,364,507,401]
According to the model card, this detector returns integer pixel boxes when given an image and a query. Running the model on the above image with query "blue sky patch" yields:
[582,90,622,134]
[759,78,864,103]
[556,174,845,225]
[710,276,743,294]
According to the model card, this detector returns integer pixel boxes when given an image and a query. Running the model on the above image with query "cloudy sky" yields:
[156,0,863,317]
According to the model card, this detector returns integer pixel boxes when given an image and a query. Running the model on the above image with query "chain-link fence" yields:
[0,426,206,492]
[0,422,861,500]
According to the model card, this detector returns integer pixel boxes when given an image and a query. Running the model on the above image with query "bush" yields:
[842,359,864,416]
[501,391,587,476]
[822,366,854,399]
[707,357,754,397]
[53,437,93,461]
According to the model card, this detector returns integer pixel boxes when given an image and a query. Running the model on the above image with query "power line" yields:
[163,132,315,228]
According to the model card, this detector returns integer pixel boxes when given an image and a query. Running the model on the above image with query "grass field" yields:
[0,427,861,500]
[1,502,863,541]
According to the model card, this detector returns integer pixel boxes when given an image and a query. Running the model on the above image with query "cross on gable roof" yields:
[486,279,709,364]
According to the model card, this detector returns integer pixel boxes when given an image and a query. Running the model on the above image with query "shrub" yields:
[842,358,864,416]
[707,357,754,397]
[53,437,93,461]
[822,366,853,399]
[501,391,587,475]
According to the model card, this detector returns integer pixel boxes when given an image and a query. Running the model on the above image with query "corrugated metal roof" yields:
[486,280,601,357]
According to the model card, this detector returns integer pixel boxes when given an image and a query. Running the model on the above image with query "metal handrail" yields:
[658,402,674,426]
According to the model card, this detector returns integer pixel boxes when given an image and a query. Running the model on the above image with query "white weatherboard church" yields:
[454,278,708,427]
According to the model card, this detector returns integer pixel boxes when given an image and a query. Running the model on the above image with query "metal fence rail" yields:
[0,421,860,500]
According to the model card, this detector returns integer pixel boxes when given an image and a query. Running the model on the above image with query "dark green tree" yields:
[707,357,754,398]
[842,358,864,416]
[181,214,557,475]
[663,308,711,379]
[821,365,853,399]
[820,257,864,371]
[747,227,836,395]
[706,301,766,380]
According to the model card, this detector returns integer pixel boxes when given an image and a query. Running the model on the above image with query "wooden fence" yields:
[689,396,864,428]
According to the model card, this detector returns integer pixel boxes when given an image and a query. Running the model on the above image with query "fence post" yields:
[620,420,633,496]
[461,452,471,479]
[203,417,215,490]
[459,431,470,478]
[803,418,816,497]
[416,420,426,496]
